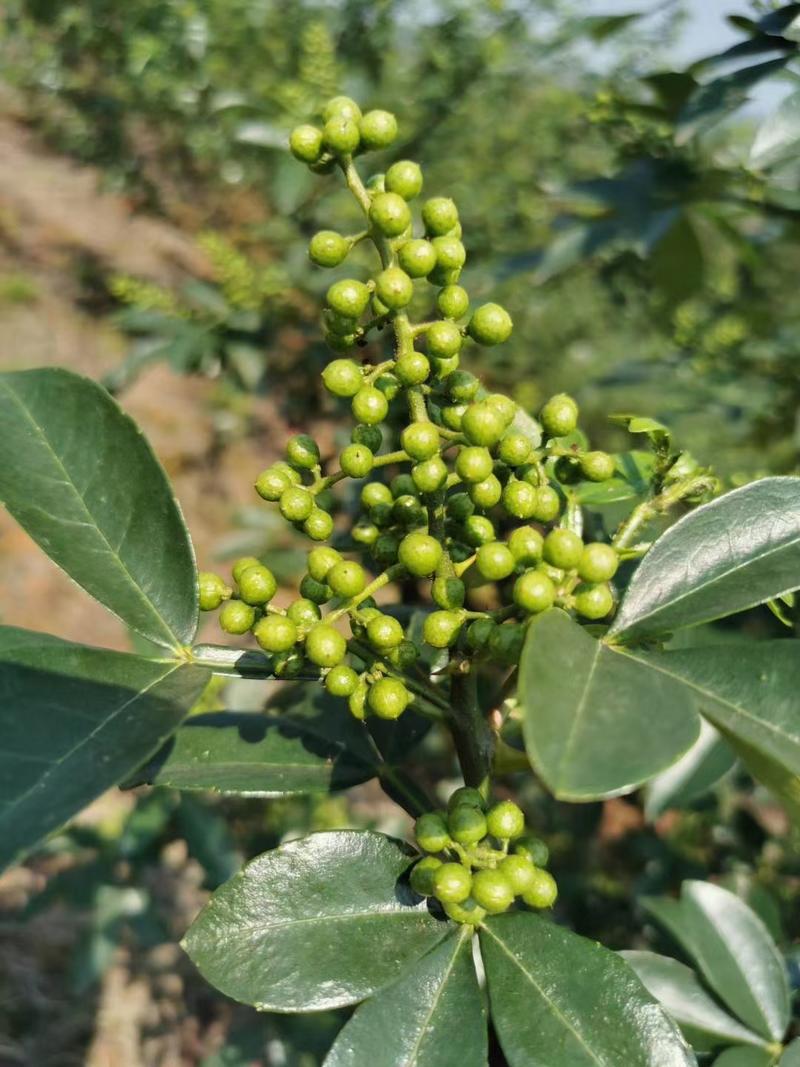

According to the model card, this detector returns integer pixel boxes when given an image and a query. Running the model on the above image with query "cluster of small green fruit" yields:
[198,95,622,720]
[410,788,557,926]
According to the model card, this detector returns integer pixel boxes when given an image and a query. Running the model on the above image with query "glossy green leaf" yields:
[621,951,766,1051]
[610,479,800,642]
[645,721,736,820]
[183,831,447,1011]
[681,881,790,1042]
[750,90,800,168]
[728,739,800,824]
[324,927,486,1067]
[480,913,696,1067]
[520,610,699,800]
[0,368,197,650]
[0,626,209,871]
[713,1048,776,1067]
[676,59,789,144]
[780,1039,800,1065]
[640,896,696,957]
[137,687,377,795]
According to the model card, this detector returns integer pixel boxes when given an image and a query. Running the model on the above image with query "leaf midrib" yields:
[403,929,470,1067]
[0,377,181,650]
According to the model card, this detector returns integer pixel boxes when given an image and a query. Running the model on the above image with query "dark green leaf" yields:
[681,881,790,1042]
[480,913,695,1066]
[650,212,704,306]
[610,479,800,642]
[750,90,800,168]
[621,951,766,1051]
[712,1048,776,1067]
[520,610,699,800]
[579,13,643,41]
[324,927,486,1067]
[640,896,697,957]
[0,369,198,650]
[0,626,208,871]
[645,721,736,820]
[183,831,447,1011]
[677,59,790,144]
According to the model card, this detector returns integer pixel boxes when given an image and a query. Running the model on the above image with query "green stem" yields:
[328,563,406,622]
[613,474,717,550]
[449,668,495,800]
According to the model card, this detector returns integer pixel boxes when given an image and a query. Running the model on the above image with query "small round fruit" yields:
[426,320,462,359]
[443,897,486,926]
[410,855,443,896]
[219,599,255,635]
[432,862,472,904]
[309,230,349,268]
[398,532,442,577]
[469,471,502,508]
[232,556,261,583]
[401,422,440,461]
[304,508,334,541]
[486,393,517,426]
[454,446,492,484]
[198,572,231,611]
[578,543,619,584]
[300,574,332,604]
[532,485,561,522]
[395,351,431,385]
[327,278,370,318]
[325,663,360,697]
[286,598,321,628]
[352,424,382,452]
[471,869,515,915]
[412,457,448,494]
[414,812,450,853]
[486,800,525,840]
[574,582,614,620]
[361,481,392,509]
[352,386,389,425]
[502,480,538,519]
[489,623,525,665]
[375,266,414,310]
[289,124,323,163]
[522,869,558,909]
[287,433,320,470]
[398,238,437,278]
[322,95,362,123]
[339,443,374,479]
[352,520,379,546]
[359,109,397,149]
[466,617,496,651]
[437,285,470,319]
[462,515,496,547]
[498,431,533,467]
[327,560,367,598]
[543,528,584,570]
[448,805,488,845]
[369,192,412,237]
[498,855,538,896]
[468,303,513,345]
[253,614,298,653]
[322,358,363,397]
[476,542,516,582]
[307,546,341,582]
[322,115,360,154]
[508,526,544,564]
[388,640,419,670]
[432,235,466,271]
[461,403,505,447]
[238,564,278,606]
[432,576,465,610]
[513,570,555,614]
[366,613,404,650]
[385,159,423,199]
[255,466,290,501]
[447,492,474,522]
[368,677,410,719]
[423,610,463,648]
[448,786,485,812]
[305,623,346,667]
[280,486,314,523]
[514,836,550,868]
[441,403,466,430]
[422,197,459,236]
[348,681,368,720]
[540,393,579,438]
[580,450,616,482]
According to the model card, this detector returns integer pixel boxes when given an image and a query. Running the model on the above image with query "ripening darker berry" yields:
[432,575,466,610]
[289,124,323,164]
[578,543,619,584]
[198,572,232,611]
[305,623,347,667]
[253,614,298,653]
[359,109,398,149]
[299,574,332,604]
[489,623,525,664]
[327,279,371,318]
[515,836,550,867]
[448,787,485,811]
[375,266,414,309]
[369,192,412,237]
[410,856,443,896]
[385,159,423,200]
[422,197,459,235]
[543,528,584,570]
[398,239,437,278]
[398,531,443,576]
[468,303,513,345]
[339,443,374,478]
[540,393,579,438]
[309,230,350,268]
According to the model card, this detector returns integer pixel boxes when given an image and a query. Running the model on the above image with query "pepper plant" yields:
[1,96,800,1066]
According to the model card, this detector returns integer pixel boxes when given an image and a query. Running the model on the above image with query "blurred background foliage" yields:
[1,1,800,1064]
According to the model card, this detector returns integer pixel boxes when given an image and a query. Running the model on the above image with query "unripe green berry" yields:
[447,492,474,522]
[369,192,412,237]
[339,443,374,478]
[468,303,513,345]
[255,466,290,502]
[437,285,470,320]
[232,556,261,584]
[398,532,442,576]
[366,613,404,651]
[388,639,419,670]
[412,456,448,494]
[286,598,322,628]
[422,197,459,236]
[289,124,323,164]
[502,480,538,519]
[253,614,298,653]
[578,543,619,584]
[198,572,231,611]
[486,800,525,840]
[522,869,558,909]
[469,474,502,510]
[443,897,486,926]
[431,235,466,271]
[391,473,418,498]
[327,560,367,598]
[305,623,346,667]
[322,358,363,397]
[543,528,584,570]
[280,486,314,522]
[361,481,392,509]
[489,623,525,664]
[219,599,255,635]
[466,617,496,651]
[308,546,341,582]
[398,239,437,278]
[322,115,360,154]
[368,677,410,719]
[375,266,414,309]
[395,351,431,385]
[580,450,616,482]
[423,610,464,648]
[498,855,538,896]
[385,159,423,200]
[486,393,517,426]
[574,582,614,620]
[352,386,389,425]
[498,431,533,467]
[428,263,461,287]
[508,526,544,564]
[432,576,466,610]
[287,433,320,470]
[309,230,349,268]
[471,869,515,914]
[448,805,488,845]
[327,278,370,318]
[352,520,379,546]
[540,393,579,438]
[463,514,496,547]
[410,855,443,896]
[532,485,562,522]
[303,506,333,542]
[426,320,462,359]
[432,862,472,904]
[430,354,459,380]
[415,812,450,853]
[348,681,368,720]
[393,495,426,527]
[515,836,550,867]
[238,564,278,606]
[461,402,505,447]
[401,422,440,461]
[326,664,359,697]
[323,95,362,123]
[513,570,555,614]
[475,542,516,582]
[441,403,467,431]
[448,787,485,811]
[358,109,397,149]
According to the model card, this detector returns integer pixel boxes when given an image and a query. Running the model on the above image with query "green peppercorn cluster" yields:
[409,788,557,925]
[198,95,622,719]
